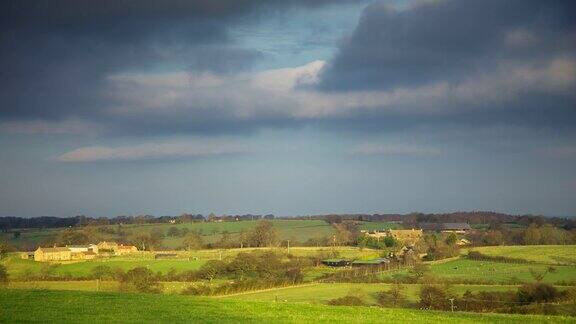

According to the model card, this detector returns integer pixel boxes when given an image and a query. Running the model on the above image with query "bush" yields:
[467,251,529,263]
[517,282,560,304]
[419,285,452,310]
[328,289,369,306]
[0,264,8,284]
[377,285,407,307]
[120,267,162,293]
[327,296,368,306]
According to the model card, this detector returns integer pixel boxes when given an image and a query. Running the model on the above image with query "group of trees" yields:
[182,250,306,295]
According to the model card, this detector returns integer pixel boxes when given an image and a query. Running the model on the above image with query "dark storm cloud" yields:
[320,0,576,91]
[0,0,350,121]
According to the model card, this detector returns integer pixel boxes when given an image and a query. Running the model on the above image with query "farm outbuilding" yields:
[322,259,351,267]
[34,247,72,261]
[351,258,390,267]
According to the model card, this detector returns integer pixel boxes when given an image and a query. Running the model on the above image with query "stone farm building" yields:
[418,223,472,234]
[361,228,423,245]
[33,241,138,261]
[34,247,71,261]
[388,229,423,245]
[97,241,119,252]
[116,245,138,255]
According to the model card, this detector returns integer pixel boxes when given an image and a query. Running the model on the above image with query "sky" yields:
[1,0,575,218]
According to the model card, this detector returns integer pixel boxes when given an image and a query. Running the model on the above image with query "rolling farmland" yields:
[1,289,573,323]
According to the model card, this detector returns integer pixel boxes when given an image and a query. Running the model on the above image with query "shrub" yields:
[328,289,369,306]
[120,267,162,293]
[517,282,560,304]
[0,264,8,284]
[327,296,368,306]
[377,285,407,307]
[419,285,452,310]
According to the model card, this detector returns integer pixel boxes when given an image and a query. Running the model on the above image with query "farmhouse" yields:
[67,244,99,254]
[97,241,119,252]
[388,229,423,244]
[440,223,472,233]
[418,222,472,233]
[116,244,138,255]
[34,247,72,261]
[361,228,423,245]
[360,230,387,240]
[20,252,34,260]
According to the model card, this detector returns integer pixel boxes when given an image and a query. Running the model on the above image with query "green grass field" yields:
[380,258,576,284]
[1,289,572,323]
[429,259,576,284]
[220,283,521,304]
[357,222,403,231]
[0,246,380,279]
[0,254,207,279]
[1,219,337,250]
[101,219,336,249]
[469,245,576,265]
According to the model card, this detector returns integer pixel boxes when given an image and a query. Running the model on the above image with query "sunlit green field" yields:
[220,283,520,304]
[6,280,194,294]
[100,219,336,248]
[1,289,572,323]
[357,222,402,231]
[469,245,576,265]
[0,246,380,279]
[429,259,576,284]
[381,258,576,284]
[1,219,337,250]
[0,254,207,279]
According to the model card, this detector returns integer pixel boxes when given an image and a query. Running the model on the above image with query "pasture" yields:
[0,246,380,279]
[99,219,336,248]
[357,222,402,231]
[1,219,410,251]
[1,219,338,250]
[0,254,207,279]
[220,283,520,304]
[428,259,576,284]
[380,258,576,284]
[1,289,572,323]
[469,245,576,265]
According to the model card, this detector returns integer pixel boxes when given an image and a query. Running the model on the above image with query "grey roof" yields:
[441,223,472,230]
[37,247,70,252]
[418,222,472,231]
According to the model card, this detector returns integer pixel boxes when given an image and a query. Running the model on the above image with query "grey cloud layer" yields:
[1,0,575,136]
[320,0,576,90]
[0,0,351,121]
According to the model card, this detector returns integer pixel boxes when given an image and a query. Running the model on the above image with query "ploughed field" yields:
[1,289,573,323]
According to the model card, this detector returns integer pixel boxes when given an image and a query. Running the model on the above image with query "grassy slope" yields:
[0,289,572,323]
[101,219,336,248]
[470,245,576,264]
[0,254,207,278]
[357,222,403,231]
[1,246,381,279]
[1,220,336,250]
[2,219,408,250]
[380,259,576,284]
[220,283,519,304]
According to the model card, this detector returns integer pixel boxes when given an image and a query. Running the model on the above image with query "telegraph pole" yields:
[449,298,455,312]
[287,240,290,254]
